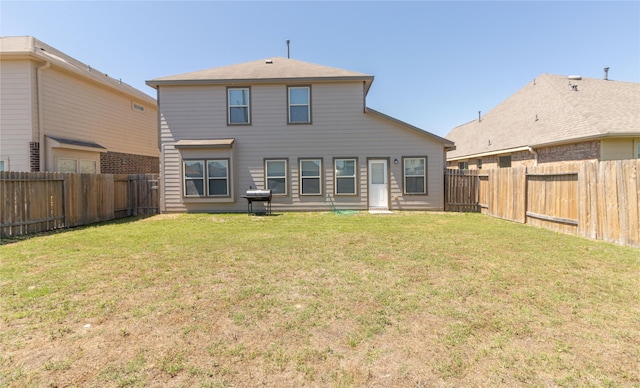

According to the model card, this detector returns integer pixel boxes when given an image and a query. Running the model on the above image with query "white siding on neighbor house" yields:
[601,138,639,161]
[159,82,446,213]
[0,60,35,171]
[40,67,158,162]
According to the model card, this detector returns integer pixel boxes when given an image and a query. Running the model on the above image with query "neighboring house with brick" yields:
[0,36,158,173]
[445,73,640,169]
[146,57,454,213]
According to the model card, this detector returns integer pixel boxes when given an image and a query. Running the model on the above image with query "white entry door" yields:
[368,159,388,209]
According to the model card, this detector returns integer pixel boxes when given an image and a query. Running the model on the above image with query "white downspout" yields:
[36,61,51,171]
[527,146,538,166]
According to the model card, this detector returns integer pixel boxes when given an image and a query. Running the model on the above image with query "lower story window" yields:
[265,159,287,195]
[404,157,427,194]
[458,161,469,170]
[184,159,229,197]
[335,158,356,195]
[499,155,512,168]
[300,158,322,195]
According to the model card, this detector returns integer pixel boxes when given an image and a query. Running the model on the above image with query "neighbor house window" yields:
[57,158,78,173]
[0,160,6,171]
[404,157,426,194]
[637,142,640,159]
[80,160,97,174]
[300,158,321,195]
[228,87,250,124]
[265,159,287,195]
[499,155,512,168]
[335,158,357,195]
[458,161,469,170]
[184,159,229,197]
[288,86,311,124]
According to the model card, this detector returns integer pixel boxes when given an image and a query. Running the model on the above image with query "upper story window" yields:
[228,87,250,125]
[300,158,322,195]
[403,157,427,194]
[288,86,311,124]
[335,158,357,195]
[265,159,288,195]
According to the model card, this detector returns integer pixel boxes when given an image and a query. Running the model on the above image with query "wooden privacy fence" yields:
[444,169,480,212]
[447,160,639,247]
[1,172,159,239]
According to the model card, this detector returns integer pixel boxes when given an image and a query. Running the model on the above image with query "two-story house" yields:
[0,36,158,173]
[146,57,454,213]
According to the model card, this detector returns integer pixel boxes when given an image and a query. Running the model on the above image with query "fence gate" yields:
[444,169,480,212]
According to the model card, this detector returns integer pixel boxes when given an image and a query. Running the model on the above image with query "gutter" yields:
[36,60,51,171]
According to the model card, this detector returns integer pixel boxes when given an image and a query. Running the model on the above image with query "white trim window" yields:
[0,158,7,171]
[300,158,322,195]
[228,87,250,124]
[403,157,426,194]
[265,159,287,195]
[183,159,229,197]
[288,86,311,124]
[334,158,357,195]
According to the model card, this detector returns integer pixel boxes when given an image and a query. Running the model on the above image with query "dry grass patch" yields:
[1,212,639,387]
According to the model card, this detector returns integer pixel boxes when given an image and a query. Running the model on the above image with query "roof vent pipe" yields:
[286,39,290,59]
[604,67,609,80]
[478,111,481,123]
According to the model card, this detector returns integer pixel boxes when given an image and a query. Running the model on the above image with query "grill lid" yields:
[245,189,272,199]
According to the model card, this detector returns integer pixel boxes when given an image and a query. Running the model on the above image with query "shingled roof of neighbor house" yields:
[446,73,640,160]
[146,57,375,92]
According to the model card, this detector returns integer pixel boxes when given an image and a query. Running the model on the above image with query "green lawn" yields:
[1,212,639,387]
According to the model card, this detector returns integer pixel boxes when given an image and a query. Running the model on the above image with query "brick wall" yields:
[537,141,600,164]
[448,141,601,169]
[30,142,40,172]
[100,151,159,174]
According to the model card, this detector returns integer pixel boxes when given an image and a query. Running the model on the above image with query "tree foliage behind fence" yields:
[446,160,640,248]
[1,172,159,239]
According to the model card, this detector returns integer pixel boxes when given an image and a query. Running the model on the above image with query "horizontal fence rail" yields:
[1,172,159,239]
[446,160,640,248]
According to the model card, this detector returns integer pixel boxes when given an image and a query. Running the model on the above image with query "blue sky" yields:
[2,1,638,137]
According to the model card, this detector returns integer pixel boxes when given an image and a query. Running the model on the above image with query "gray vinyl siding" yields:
[0,60,34,171]
[159,82,446,213]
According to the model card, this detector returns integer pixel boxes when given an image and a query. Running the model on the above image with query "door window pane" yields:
[371,162,385,185]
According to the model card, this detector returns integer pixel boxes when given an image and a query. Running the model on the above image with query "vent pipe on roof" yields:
[478,111,481,123]
[286,39,290,59]
[604,67,610,80]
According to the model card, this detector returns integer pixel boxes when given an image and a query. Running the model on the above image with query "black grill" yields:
[241,189,272,215]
